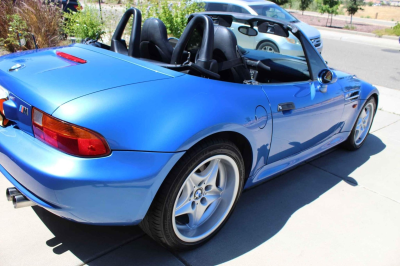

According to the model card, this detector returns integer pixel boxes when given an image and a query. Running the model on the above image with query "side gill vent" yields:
[345,90,360,101]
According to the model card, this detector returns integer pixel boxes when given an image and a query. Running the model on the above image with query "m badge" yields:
[19,105,29,116]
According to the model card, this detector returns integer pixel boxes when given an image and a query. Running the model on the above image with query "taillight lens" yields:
[32,108,110,157]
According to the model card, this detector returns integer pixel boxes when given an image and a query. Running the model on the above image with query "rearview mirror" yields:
[238,26,258,36]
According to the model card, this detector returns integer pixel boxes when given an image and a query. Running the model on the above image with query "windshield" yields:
[249,5,298,22]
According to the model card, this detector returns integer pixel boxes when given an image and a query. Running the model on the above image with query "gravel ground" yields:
[0,47,10,57]
[293,13,388,33]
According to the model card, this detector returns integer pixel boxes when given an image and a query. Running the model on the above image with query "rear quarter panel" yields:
[53,74,272,175]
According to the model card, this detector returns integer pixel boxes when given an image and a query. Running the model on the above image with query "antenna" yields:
[31,34,38,50]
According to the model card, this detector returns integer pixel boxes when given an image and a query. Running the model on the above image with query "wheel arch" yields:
[256,40,280,52]
[188,131,254,181]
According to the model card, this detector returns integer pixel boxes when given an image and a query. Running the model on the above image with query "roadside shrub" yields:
[135,0,205,38]
[393,22,400,35]
[373,22,400,37]
[0,13,31,52]
[0,0,63,52]
[16,0,64,48]
[63,6,106,40]
[343,24,356,30]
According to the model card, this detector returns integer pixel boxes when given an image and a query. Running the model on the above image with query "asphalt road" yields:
[320,30,400,90]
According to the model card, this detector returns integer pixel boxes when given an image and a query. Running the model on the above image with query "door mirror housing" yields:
[318,69,337,85]
[238,26,258,36]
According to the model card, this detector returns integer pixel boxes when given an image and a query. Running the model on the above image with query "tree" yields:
[269,0,290,6]
[317,0,340,27]
[345,0,364,26]
[299,0,313,15]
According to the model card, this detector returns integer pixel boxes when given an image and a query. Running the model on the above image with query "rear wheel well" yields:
[189,132,253,181]
[256,40,280,53]
[371,93,379,112]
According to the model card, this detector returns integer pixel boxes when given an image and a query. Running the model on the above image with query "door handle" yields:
[277,102,295,112]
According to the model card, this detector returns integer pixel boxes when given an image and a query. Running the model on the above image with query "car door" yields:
[264,31,345,164]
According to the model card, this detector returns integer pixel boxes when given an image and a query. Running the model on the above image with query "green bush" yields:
[393,22,400,35]
[63,6,105,40]
[0,0,63,53]
[0,14,31,52]
[373,22,400,37]
[343,24,356,30]
[135,0,205,38]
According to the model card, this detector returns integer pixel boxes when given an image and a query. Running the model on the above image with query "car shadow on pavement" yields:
[33,134,385,265]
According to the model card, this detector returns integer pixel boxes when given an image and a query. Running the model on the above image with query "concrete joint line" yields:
[360,186,400,205]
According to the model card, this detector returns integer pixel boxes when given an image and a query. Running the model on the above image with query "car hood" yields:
[294,21,320,39]
[0,44,179,114]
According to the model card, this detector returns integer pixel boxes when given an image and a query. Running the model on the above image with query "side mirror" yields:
[238,26,258,36]
[318,69,337,84]
[317,69,337,93]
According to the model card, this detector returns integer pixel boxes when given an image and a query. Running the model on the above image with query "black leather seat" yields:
[212,25,251,83]
[140,18,173,63]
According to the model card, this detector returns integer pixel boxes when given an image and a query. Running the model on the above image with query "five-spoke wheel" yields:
[342,97,376,150]
[173,155,239,242]
[140,139,244,250]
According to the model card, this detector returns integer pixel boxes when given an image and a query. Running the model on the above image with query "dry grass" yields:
[0,0,64,52]
[353,6,400,21]
[16,0,64,48]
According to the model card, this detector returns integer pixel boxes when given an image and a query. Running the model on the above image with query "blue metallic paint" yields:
[52,73,272,175]
[0,125,184,224]
[0,39,379,225]
[263,81,345,164]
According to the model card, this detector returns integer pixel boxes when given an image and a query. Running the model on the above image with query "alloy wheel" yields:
[172,155,239,243]
[354,102,374,146]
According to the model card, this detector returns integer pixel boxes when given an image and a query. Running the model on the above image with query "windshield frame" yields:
[248,4,299,23]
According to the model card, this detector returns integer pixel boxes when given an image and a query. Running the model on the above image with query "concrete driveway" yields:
[1,31,400,266]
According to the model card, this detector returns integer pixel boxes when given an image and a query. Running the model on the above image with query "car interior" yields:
[89,8,311,85]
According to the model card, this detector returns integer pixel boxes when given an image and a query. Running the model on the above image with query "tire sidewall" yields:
[161,141,245,249]
[258,41,279,53]
[348,97,376,149]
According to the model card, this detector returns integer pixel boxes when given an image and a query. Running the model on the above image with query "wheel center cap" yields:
[194,188,203,200]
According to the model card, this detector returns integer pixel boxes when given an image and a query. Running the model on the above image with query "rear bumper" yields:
[0,125,184,225]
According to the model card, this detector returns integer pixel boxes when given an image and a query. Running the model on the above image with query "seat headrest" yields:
[140,18,173,63]
[141,18,169,43]
[213,25,239,60]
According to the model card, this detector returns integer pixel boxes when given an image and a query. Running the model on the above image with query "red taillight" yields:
[32,108,110,157]
[74,4,82,10]
[56,51,87,64]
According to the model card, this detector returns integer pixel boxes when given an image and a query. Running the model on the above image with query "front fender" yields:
[53,74,272,174]
[336,72,379,132]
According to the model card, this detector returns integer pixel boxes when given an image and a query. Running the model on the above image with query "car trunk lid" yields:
[0,45,176,134]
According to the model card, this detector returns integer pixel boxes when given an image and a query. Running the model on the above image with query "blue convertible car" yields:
[0,9,378,249]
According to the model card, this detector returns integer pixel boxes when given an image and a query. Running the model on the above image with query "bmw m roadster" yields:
[0,9,378,249]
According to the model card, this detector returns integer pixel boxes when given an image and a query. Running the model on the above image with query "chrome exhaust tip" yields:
[6,187,22,201]
[12,194,36,209]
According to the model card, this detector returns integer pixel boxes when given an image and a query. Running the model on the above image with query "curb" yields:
[314,26,399,40]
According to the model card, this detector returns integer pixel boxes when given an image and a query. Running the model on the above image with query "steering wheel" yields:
[111,8,142,58]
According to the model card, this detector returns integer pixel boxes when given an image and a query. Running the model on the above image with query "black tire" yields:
[140,138,245,250]
[342,97,376,151]
[257,41,279,53]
